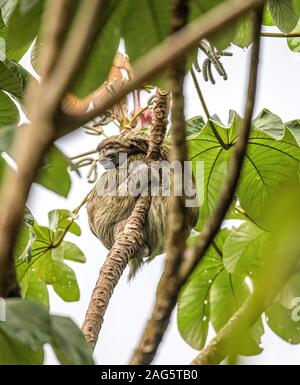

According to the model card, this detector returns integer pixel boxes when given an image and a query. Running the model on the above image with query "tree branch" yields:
[0,0,108,297]
[81,89,169,350]
[0,0,73,297]
[61,0,267,133]
[129,5,263,365]
[129,0,189,365]
[261,32,300,38]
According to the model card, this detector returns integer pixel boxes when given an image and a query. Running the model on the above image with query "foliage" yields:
[1,0,300,365]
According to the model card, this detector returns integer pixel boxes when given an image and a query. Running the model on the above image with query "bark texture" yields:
[82,90,169,350]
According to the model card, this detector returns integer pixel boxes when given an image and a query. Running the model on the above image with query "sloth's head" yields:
[96,130,149,169]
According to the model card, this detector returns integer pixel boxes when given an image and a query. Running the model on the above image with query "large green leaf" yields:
[61,241,86,263]
[294,0,300,14]
[0,60,29,100]
[0,299,94,364]
[253,109,285,139]
[285,119,300,144]
[238,128,300,227]
[123,0,171,63]
[267,302,300,344]
[48,209,81,236]
[16,224,82,303]
[233,16,253,48]
[287,20,300,52]
[0,90,19,125]
[36,145,71,197]
[6,0,44,52]
[186,115,205,138]
[21,270,49,306]
[0,299,51,349]
[210,270,264,356]
[50,316,94,365]
[188,111,300,229]
[72,0,129,98]
[53,263,80,302]
[277,271,300,309]
[190,1,234,51]
[223,221,270,277]
[268,0,299,33]
[0,329,44,364]
[177,230,229,350]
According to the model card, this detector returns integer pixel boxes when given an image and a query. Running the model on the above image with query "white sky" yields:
[21,29,300,365]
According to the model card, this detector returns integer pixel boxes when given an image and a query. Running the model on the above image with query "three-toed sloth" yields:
[87,130,199,278]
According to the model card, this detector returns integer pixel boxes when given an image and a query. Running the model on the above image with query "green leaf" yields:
[263,6,275,25]
[13,222,34,261]
[277,271,300,309]
[190,1,234,50]
[253,109,285,139]
[53,263,80,302]
[268,0,299,33]
[267,302,300,344]
[123,0,171,63]
[0,329,44,364]
[0,0,17,24]
[48,209,81,236]
[0,299,51,349]
[186,116,205,138]
[6,0,44,51]
[287,20,300,52]
[238,128,300,227]
[293,0,300,14]
[223,221,270,276]
[187,112,239,229]
[50,316,94,365]
[21,270,49,306]
[62,241,86,263]
[0,60,29,100]
[233,16,253,48]
[285,119,300,144]
[72,0,129,98]
[177,230,228,350]
[210,270,264,356]
[36,145,71,197]
[0,90,19,125]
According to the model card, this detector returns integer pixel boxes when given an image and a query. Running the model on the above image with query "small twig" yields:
[70,149,98,161]
[190,68,229,149]
[261,32,300,38]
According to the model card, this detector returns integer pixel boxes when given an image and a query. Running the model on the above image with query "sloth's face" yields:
[97,142,140,169]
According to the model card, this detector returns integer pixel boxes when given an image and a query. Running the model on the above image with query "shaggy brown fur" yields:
[87,130,199,278]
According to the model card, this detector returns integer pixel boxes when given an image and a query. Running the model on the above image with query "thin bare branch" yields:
[129,0,189,365]
[261,32,300,38]
[129,5,263,365]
